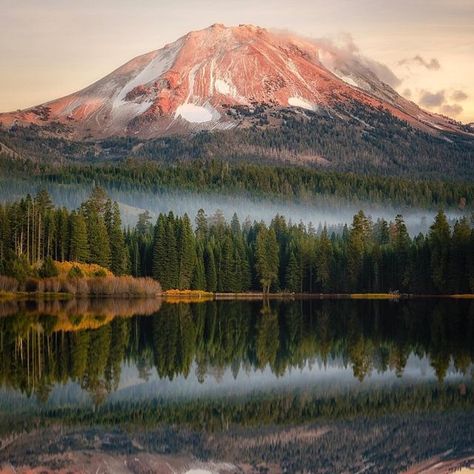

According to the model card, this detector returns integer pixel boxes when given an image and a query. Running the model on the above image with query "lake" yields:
[0,298,473,472]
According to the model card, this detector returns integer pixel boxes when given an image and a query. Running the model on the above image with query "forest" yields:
[0,188,473,294]
[40,158,474,209]
[2,149,474,210]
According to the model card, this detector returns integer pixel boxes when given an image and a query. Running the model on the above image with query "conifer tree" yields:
[221,234,237,291]
[255,226,279,293]
[316,227,333,292]
[347,211,372,292]
[285,249,300,292]
[191,243,206,290]
[448,217,470,293]
[392,214,411,290]
[195,208,208,241]
[177,214,196,289]
[69,211,90,263]
[103,198,113,234]
[204,244,217,292]
[166,213,179,289]
[109,202,128,275]
[136,210,152,236]
[152,214,168,287]
[429,210,451,292]
[86,209,111,268]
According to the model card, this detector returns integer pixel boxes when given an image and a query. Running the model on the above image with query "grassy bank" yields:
[2,288,474,302]
[161,291,474,301]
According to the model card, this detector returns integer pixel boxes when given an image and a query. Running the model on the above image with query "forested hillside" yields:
[1,104,473,180]
[1,188,473,294]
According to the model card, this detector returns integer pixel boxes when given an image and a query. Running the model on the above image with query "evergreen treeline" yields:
[0,188,129,280]
[36,159,474,209]
[133,207,473,294]
[1,189,473,294]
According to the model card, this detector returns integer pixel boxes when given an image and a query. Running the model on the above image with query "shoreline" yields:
[2,290,474,302]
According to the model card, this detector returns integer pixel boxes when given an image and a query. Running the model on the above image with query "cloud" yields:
[417,89,465,117]
[329,33,402,87]
[398,55,441,70]
[271,29,402,88]
[419,90,445,108]
[402,88,412,98]
[440,104,463,116]
[362,58,402,88]
[450,90,468,101]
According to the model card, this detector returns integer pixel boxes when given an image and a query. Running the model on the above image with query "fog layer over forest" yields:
[0,178,467,235]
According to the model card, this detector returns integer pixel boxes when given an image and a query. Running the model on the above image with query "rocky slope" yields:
[0,24,471,139]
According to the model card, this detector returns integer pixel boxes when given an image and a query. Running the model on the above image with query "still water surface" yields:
[1,298,473,411]
[0,298,473,472]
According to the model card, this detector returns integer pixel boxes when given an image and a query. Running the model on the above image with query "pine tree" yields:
[285,249,300,292]
[221,234,237,291]
[392,214,411,291]
[69,211,90,263]
[204,244,217,292]
[191,243,206,290]
[152,213,180,289]
[195,208,208,241]
[346,211,372,292]
[86,209,111,268]
[429,210,451,292]
[316,227,333,292]
[87,186,108,214]
[109,202,128,275]
[55,208,70,261]
[136,210,152,236]
[177,214,196,289]
[152,214,168,287]
[448,217,470,293]
[255,227,279,293]
[166,213,179,289]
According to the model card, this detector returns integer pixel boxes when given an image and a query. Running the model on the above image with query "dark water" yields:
[1,298,473,472]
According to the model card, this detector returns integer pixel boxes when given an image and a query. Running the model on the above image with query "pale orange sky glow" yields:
[1,0,473,122]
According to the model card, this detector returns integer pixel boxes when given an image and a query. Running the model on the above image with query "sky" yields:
[1,0,473,122]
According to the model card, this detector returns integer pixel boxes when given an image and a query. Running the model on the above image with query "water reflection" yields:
[1,298,473,472]
[0,299,473,403]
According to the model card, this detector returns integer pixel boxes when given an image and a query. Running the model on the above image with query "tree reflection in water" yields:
[0,298,473,423]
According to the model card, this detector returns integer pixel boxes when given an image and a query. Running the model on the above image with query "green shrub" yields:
[68,265,85,278]
[39,256,59,278]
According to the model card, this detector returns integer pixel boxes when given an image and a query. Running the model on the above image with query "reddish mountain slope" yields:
[0,24,469,138]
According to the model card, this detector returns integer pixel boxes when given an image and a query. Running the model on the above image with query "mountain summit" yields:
[0,24,469,138]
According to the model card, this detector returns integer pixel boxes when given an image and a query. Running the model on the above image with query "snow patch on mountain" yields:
[215,79,237,97]
[335,74,358,88]
[114,40,182,106]
[175,103,219,123]
[288,97,317,111]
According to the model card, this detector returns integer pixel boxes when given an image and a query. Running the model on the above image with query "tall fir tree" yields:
[204,243,217,292]
[177,214,196,289]
[191,243,206,290]
[86,209,111,268]
[429,210,451,292]
[68,211,90,263]
[255,226,280,293]
[152,214,168,287]
[109,202,128,275]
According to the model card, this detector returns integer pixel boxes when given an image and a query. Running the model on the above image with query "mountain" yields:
[0,24,471,140]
